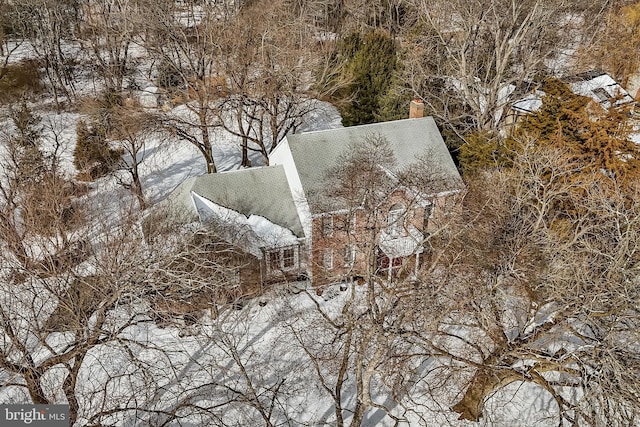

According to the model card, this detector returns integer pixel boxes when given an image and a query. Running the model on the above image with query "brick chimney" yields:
[409,98,424,118]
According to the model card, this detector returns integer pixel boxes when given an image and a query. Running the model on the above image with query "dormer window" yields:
[387,203,406,236]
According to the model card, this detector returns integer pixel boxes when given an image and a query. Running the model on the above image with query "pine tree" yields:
[338,30,398,126]
[517,78,589,148]
[516,78,640,189]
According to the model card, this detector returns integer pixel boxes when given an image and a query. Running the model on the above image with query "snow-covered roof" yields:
[567,72,635,108]
[142,85,160,94]
[192,193,299,258]
[379,224,424,258]
[164,165,304,238]
[512,91,545,114]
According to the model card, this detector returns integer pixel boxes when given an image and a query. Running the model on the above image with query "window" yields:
[323,249,333,270]
[349,212,357,234]
[283,248,295,268]
[387,203,405,236]
[322,215,333,237]
[425,202,434,219]
[344,245,355,267]
[592,87,610,103]
[269,250,281,271]
[268,247,297,272]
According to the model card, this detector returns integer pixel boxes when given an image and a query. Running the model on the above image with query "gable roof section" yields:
[168,165,304,238]
[281,117,461,214]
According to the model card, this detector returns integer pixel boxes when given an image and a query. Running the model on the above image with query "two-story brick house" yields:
[269,109,462,286]
[165,102,462,287]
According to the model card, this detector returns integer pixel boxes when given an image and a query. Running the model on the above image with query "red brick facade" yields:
[309,189,456,287]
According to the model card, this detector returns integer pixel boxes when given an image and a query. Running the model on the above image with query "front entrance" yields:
[376,247,403,278]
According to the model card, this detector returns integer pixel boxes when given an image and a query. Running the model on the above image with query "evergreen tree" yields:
[517,78,589,147]
[337,30,398,126]
[515,78,640,189]
[458,131,518,175]
[374,74,411,122]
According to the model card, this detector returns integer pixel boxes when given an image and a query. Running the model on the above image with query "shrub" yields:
[74,119,121,180]
[0,59,43,103]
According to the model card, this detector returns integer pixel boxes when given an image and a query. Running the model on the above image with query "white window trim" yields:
[267,246,298,273]
[344,245,356,267]
[322,215,334,237]
[283,247,296,269]
[349,212,357,234]
[323,249,333,270]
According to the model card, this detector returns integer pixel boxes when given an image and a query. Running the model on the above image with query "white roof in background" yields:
[512,91,545,114]
[568,73,634,108]
[511,72,635,114]
[142,86,160,94]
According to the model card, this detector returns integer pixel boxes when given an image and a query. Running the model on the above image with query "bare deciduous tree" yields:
[79,0,140,94]
[411,142,640,425]
[215,0,319,166]
[404,0,612,136]
[140,0,225,173]
[9,0,80,109]
[109,107,160,210]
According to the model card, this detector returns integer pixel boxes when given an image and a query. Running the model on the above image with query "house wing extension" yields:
[191,192,298,258]
[164,165,304,240]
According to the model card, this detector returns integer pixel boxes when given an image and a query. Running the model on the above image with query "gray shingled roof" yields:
[166,165,304,237]
[284,117,461,213]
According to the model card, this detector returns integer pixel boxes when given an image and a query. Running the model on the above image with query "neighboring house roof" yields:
[511,91,545,114]
[166,165,304,238]
[511,72,635,115]
[566,72,635,108]
[279,117,461,215]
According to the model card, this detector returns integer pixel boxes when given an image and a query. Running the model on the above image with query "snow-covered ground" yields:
[0,40,569,426]
[0,275,562,426]
[0,92,567,424]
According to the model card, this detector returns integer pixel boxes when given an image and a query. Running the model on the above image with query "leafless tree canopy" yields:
[1,0,639,425]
